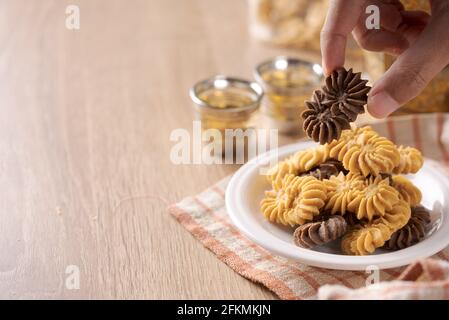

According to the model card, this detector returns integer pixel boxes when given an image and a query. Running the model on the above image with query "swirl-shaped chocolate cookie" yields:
[384,205,430,250]
[321,67,371,122]
[293,215,348,249]
[302,90,351,144]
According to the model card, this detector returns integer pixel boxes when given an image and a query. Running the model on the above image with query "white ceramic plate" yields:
[226,141,449,270]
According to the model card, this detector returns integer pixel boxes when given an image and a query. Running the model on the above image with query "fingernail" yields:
[367,91,400,119]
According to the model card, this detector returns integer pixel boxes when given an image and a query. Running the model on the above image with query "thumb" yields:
[367,10,449,118]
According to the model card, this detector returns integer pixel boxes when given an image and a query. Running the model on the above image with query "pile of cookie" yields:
[260,68,431,255]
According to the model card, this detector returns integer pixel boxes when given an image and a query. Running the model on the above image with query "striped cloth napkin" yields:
[167,113,449,300]
[318,259,449,299]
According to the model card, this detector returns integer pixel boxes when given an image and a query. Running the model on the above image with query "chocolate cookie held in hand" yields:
[322,68,371,122]
[293,215,347,249]
[302,68,371,144]
[301,90,351,144]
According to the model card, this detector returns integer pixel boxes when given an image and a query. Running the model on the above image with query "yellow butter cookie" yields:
[341,224,391,255]
[393,146,423,174]
[328,126,377,160]
[288,175,328,225]
[261,174,301,226]
[323,172,366,215]
[293,144,330,172]
[266,154,301,188]
[341,200,411,255]
[328,126,400,176]
[260,174,327,226]
[391,175,422,207]
[266,145,331,186]
[348,175,400,221]
[377,200,412,232]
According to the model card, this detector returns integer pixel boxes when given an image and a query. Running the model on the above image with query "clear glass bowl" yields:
[189,76,263,158]
[254,56,323,135]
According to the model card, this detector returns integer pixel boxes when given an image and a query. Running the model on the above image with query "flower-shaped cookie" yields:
[323,172,366,215]
[266,154,301,188]
[321,68,371,122]
[260,174,327,226]
[377,200,412,232]
[384,205,430,250]
[266,145,330,186]
[261,174,302,226]
[288,175,328,225]
[293,144,330,172]
[301,90,351,144]
[341,224,391,255]
[293,215,347,248]
[392,175,422,207]
[328,126,377,160]
[348,175,400,221]
[342,200,411,255]
[328,126,400,176]
[393,146,424,174]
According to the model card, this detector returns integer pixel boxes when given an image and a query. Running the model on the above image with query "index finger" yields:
[321,0,366,75]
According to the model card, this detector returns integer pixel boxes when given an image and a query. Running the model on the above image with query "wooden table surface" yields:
[0,0,325,299]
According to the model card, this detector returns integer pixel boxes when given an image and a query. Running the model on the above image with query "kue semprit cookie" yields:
[261,174,303,226]
[293,215,347,249]
[260,174,327,226]
[384,205,431,250]
[294,144,330,172]
[341,200,411,255]
[323,172,366,215]
[341,224,391,255]
[328,126,400,176]
[328,126,377,160]
[393,146,424,174]
[391,175,422,207]
[301,90,351,144]
[376,200,412,232]
[285,175,327,225]
[266,154,300,187]
[301,68,370,144]
[266,145,330,186]
[348,175,400,221]
[322,68,371,122]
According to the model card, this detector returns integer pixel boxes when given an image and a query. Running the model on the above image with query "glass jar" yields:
[248,0,326,52]
[247,0,364,62]
[254,56,324,135]
[189,76,263,159]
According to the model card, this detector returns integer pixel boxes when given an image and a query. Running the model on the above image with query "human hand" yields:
[320,0,449,118]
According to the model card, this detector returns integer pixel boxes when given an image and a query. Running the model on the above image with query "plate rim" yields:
[225,141,449,270]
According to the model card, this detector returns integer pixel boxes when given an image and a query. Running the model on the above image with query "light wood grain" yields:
[0,0,324,299]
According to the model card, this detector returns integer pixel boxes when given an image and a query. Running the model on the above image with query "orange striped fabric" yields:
[318,259,449,299]
[167,113,449,299]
